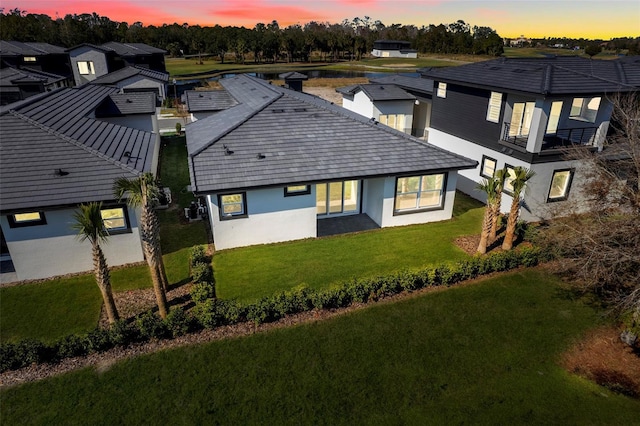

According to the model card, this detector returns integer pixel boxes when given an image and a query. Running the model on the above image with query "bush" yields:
[247,297,281,325]
[175,122,182,134]
[135,311,169,340]
[55,334,89,359]
[191,245,207,266]
[165,307,193,337]
[109,319,139,346]
[193,299,245,329]
[191,281,216,303]
[86,328,114,353]
[192,261,213,284]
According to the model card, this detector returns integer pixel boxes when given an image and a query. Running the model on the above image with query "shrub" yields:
[175,122,182,134]
[194,299,245,329]
[135,311,169,340]
[86,328,114,353]
[247,297,281,325]
[165,307,193,337]
[56,334,89,359]
[191,245,208,266]
[191,281,216,303]
[192,261,213,284]
[109,319,139,346]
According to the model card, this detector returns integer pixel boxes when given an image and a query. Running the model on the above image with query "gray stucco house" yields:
[0,85,160,283]
[186,74,476,250]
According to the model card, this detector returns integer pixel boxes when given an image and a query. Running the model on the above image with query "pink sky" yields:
[5,0,639,39]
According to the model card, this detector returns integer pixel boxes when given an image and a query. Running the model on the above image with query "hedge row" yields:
[190,245,216,303]
[0,246,548,373]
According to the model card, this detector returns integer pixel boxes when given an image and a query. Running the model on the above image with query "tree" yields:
[584,43,601,58]
[539,93,640,329]
[502,167,535,250]
[114,173,169,318]
[476,177,500,254]
[72,202,120,324]
[489,168,508,244]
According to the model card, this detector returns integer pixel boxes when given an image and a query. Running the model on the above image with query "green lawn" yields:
[215,193,483,302]
[3,270,639,424]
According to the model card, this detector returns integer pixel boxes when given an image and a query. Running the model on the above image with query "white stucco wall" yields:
[373,100,415,134]
[208,186,317,250]
[348,91,375,118]
[1,206,144,283]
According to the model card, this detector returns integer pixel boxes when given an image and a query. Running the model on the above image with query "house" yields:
[186,74,477,250]
[184,89,238,122]
[89,65,169,101]
[418,56,640,220]
[0,85,160,283]
[0,67,71,105]
[337,74,434,139]
[371,40,418,59]
[67,42,167,87]
[0,40,72,78]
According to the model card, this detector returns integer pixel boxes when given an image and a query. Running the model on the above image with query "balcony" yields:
[501,123,599,153]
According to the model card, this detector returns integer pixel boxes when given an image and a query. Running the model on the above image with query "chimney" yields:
[279,72,308,92]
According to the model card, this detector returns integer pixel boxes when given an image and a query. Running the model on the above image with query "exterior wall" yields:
[208,186,317,250]
[0,206,144,283]
[371,49,418,59]
[347,91,375,118]
[69,47,109,86]
[412,98,431,139]
[119,75,167,100]
[373,100,415,134]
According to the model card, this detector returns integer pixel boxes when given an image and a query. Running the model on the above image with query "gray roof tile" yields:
[95,92,157,116]
[0,67,66,86]
[336,83,416,101]
[90,65,169,85]
[369,74,433,94]
[100,42,167,55]
[185,89,238,112]
[0,40,66,56]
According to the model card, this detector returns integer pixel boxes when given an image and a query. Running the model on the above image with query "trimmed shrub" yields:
[135,311,169,340]
[86,328,114,353]
[56,334,89,359]
[109,319,140,346]
[191,245,207,266]
[192,261,213,284]
[165,307,193,337]
[0,343,19,372]
[247,297,281,325]
[191,281,216,304]
[193,299,245,329]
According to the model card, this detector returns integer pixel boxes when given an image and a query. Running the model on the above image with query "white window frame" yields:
[486,92,502,123]
[218,193,247,220]
[77,61,95,75]
[569,97,600,123]
[394,173,446,214]
[436,82,447,98]
[547,169,574,202]
[480,155,497,179]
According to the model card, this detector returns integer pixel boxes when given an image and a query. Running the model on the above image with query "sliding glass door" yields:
[316,180,360,217]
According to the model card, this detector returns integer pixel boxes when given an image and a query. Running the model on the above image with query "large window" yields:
[218,193,247,220]
[284,185,310,196]
[379,114,406,131]
[316,181,359,216]
[547,169,574,202]
[486,92,503,123]
[436,82,447,98]
[509,102,535,137]
[7,211,47,228]
[480,155,497,179]
[546,101,563,134]
[503,165,517,195]
[100,206,129,232]
[569,97,600,122]
[77,61,95,75]
[394,173,446,214]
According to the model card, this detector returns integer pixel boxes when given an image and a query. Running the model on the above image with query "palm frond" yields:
[72,202,109,244]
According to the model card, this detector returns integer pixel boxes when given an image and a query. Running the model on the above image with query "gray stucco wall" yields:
[69,47,109,86]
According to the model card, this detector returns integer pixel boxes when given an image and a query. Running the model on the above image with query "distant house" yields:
[90,66,169,101]
[0,40,72,78]
[67,42,167,86]
[186,75,476,250]
[0,67,70,105]
[371,40,418,59]
[0,85,160,283]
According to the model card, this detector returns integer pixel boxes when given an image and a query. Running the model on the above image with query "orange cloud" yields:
[209,0,328,26]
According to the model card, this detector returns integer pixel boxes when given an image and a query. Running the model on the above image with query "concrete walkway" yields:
[317,214,380,237]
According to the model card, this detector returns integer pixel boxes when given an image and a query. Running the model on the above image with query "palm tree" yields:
[73,202,119,324]
[476,177,500,254]
[114,173,169,318]
[489,168,508,244]
[502,167,536,251]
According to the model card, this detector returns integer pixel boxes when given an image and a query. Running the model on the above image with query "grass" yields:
[0,136,207,343]
[214,192,483,302]
[3,270,639,424]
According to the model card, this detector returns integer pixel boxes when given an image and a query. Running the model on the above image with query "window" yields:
[569,97,600,122]
[8,211,47,228]
[480,156,497,178]
[284,185,310,196]
[547,169,574,202]
[379,114,406,131]
[218,193,247,220]
[509,102,535,137]
[100,206,129,232]
[486,92,502,123]
[503,165,517,195]
[436,82,447,98]
[77,61,95,75]
[23,56,37,62]
[394,173,446,213]
[546,101,563,134]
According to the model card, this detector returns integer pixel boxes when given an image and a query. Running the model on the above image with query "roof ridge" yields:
[553,63,637,90]
[8,110,141,176]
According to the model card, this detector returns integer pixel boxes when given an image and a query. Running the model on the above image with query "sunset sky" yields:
[6,0,639,39]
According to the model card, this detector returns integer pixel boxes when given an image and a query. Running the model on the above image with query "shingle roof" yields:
[185,90,239,112]
[279,72,308,80]
[0,85,157,211]
[419,56,640,95]
[100,42,167,56]
[369,74,433,94]
[336,83,416,101]
[90,66,169,85]
[0,40,66,56]
[187,75,476,193]
[95,92,157,116]
[0,67,66,86]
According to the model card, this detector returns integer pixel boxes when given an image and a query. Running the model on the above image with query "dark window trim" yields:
[101,204,132,235]
[218,192,248,221]
[503,164,516,196]
[284,185,311,197]
[480,155,498,179]
[546,168,575,203]
[7,211,47,228]
[393,172,448,216]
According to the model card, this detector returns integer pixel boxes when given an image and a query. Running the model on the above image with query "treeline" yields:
[0,9,505,62]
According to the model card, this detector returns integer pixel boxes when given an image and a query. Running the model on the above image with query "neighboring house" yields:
[0,40,72,78]
[0,67,70,105]
[0,85,160,283]
[90,66,169,101]
[371,40,418,59]
[184,89,238,122]
[418,56,640,220]
[67,42,167,86]
[186,74,477,250]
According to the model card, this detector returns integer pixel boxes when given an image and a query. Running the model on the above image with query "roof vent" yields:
[223,144,234,156]
[293,108,307,112]
[272,109,285,113]
[55,168,69,176]
[256,153,266,160]
[126,99,133,103]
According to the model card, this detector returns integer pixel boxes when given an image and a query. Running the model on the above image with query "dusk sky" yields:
[6,0,639,39]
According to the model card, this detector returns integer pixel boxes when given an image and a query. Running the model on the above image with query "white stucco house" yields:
[186,75,477,250]
[371,40,418,59]
[0,84,160,283]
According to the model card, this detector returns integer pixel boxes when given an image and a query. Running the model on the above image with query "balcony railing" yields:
[501,123,599,152]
